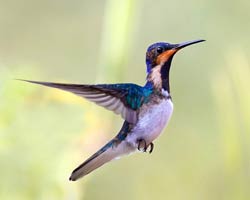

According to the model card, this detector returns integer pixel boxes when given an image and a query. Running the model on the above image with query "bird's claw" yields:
[137,139,154,153]
[148,142,154,154]
[137,139,147,152]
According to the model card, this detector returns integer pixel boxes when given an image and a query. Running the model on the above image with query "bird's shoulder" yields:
[95,83,154,110]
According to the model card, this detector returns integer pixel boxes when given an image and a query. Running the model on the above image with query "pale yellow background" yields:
[0,0,250,199]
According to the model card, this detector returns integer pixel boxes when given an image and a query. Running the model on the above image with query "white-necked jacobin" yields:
[20,39,205,181]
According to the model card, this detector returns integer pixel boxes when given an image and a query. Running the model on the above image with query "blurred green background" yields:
[1,0,250,199]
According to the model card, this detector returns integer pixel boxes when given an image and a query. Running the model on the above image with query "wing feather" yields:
[19,80,151,124]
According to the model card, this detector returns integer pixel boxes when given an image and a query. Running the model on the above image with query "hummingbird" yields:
[20,39,205,181]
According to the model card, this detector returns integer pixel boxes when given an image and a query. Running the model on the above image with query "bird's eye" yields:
[156,46,164,54]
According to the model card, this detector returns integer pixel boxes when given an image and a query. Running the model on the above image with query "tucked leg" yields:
[137,139,147,152]
[137,139,154,153]
[147,142,154,154]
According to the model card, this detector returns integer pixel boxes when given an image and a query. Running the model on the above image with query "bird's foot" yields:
[137,139,147,152]
[137,139,154,153]
[147,142,154,154]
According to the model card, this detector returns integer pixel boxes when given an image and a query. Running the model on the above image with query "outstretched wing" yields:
[19,80,152,124]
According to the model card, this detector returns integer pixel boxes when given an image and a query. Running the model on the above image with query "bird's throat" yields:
[147,57,172,93]
[161,57,173,92]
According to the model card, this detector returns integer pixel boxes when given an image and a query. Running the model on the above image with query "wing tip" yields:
[15,79,47,85]
[15,78,31,82]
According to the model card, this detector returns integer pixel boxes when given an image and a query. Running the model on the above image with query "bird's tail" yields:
[69,139,134,181]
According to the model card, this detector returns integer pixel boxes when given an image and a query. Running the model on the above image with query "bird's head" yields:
[146,39,205,91]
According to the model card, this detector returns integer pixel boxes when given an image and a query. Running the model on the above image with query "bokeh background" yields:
[1,0,250,199]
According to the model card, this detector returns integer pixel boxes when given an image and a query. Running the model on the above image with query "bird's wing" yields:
[20,80,152,124]
[69,121,134,181]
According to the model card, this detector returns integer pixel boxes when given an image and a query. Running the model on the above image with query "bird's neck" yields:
[146,57,173,93]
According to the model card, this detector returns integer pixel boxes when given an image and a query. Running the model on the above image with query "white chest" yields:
[126,98,173,145]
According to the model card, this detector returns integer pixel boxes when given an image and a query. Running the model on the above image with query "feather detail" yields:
[69,121,134,181]
[147,65,162,89]
[18,79,152,124]
[69,139,135,181]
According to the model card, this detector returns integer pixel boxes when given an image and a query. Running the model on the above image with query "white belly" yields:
[126,98,173,146]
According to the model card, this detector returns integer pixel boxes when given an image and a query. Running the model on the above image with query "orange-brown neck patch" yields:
[156,49,177,65]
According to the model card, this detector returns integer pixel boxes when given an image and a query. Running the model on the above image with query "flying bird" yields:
[20,39,205,181]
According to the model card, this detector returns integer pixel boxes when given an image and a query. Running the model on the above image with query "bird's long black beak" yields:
[174,39,205,50]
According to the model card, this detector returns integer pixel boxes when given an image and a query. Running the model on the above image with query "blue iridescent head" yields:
[146,42,172,73]
[145,40,205,73]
